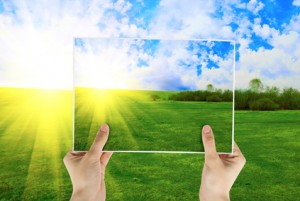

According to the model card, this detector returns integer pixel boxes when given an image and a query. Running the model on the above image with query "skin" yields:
[64,124,246,201]
[199,125,246,201]
[63,124,113,201]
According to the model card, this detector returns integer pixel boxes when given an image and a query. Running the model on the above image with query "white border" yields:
[72,39,75,154]
[232,41,236,154]
[72,37,235,154]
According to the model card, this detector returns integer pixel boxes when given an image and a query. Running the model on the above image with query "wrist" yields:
[70,188,99,201]
[199,186,230,201]
[200,194,230,201]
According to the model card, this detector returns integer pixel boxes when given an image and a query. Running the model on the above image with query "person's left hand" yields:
[64,124,113,201]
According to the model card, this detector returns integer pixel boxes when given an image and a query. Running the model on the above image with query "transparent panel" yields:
[73,38,235,153]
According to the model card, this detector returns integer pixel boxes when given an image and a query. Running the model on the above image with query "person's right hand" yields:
[199,125,246,201]
[64,124,113,201]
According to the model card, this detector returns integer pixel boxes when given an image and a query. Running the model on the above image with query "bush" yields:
[221,89,233,102]
[168,86,300,110]
[279,88,300,109]
[150,94,160,101]
[234,90,249,109]
[249,98,279,111]
[206,95,222,102]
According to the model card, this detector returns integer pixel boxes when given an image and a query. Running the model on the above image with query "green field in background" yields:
[74,87,233,152]
[0,88,299,200]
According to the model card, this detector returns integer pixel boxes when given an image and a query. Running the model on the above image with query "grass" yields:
[0,88,299,200]
[74,87,233,152]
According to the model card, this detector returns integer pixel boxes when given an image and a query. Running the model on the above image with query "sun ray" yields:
[74,88,141,151]
[16,89,72,200]
[104,95,140,151]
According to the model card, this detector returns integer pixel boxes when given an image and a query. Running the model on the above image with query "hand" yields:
[64,124,113,201]
[199,125,246,201]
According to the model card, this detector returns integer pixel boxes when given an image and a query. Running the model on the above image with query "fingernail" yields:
[100,124,109,132]
[203,125,211,134]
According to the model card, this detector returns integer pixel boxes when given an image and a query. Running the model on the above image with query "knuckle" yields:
[205,153,219,162]
[86,150,98,160]
[205,157,220,167]
[209,154,219,162]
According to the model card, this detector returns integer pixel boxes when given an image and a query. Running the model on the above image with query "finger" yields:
[233,142,242,155]
[88,124,109,159]
[63,149,83,169]
[101,152,113,167]
[64,149,86,162]
[70,151,86,157]
[233,141,246,164]
[229,141,243,157]
[100,174,107,200]
[219,154,232,159]
[63,149,73,164]
[64,149,73,157]
[202,125,218,161]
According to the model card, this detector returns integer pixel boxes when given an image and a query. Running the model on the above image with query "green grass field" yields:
[74,87,233,152]
[0,88,299,200]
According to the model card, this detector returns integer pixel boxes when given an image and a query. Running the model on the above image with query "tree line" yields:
[163,79,300,110]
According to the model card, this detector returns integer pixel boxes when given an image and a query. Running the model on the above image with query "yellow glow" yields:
[74,87,143,150]
[0,88,72,198]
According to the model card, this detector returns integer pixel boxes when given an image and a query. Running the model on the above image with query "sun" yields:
[75,59,131,90]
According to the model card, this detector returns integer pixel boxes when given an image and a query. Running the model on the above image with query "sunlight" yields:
[74,87,119,150]
[75,56,131,90]
[0,88,72,199]
[74,88,145,150]
[1,24,73,89]
[21,89,72,198]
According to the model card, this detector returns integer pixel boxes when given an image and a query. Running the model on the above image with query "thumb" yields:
[202,125,218,161]
[88,124,109,160]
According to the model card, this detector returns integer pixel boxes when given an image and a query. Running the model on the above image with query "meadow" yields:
[74,87,233,152]
[0,88,299,200]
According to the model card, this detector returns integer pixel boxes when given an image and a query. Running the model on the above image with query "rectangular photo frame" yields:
[73,38,235,154]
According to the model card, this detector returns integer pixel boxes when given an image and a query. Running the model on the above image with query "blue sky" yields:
[0,0,300,89]
[74,38,234,90]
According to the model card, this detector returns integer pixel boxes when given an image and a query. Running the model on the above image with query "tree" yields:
[222,89,233,102]
[249,78,263,92]
[279,87,300,109]
[265,86,280,94]
[206,84,214,92]
[265,86,280,101]
[249,98,279,111]
[206,95,222,102]
[150,94,160,101]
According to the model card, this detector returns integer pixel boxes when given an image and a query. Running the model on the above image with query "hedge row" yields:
[167,87,300,110]
[168,90,233,102]
[235,87,300,110]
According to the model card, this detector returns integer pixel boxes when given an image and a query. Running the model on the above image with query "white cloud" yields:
[246,0,264,14]
[252,23,278,40]
[232,6,300,90]
[270,31,300,56]
[75,39,234,91]
[0,0,299,90]
[286,14,300,33]
[293,0,300,6]
[147,0,233,39]
[236,44,300,89]
[114,0,132,14]
[0,0,146,89]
